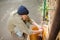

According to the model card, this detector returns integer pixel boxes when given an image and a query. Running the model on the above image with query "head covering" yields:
[17,5,29,15]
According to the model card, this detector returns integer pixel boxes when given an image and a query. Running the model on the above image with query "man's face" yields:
[21,15,28,21]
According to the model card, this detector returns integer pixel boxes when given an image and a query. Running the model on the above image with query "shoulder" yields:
[9,12,21,19]
[8,13,19,22]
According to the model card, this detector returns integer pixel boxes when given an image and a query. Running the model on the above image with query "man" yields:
[8,5,43,40]
[8,5,37,40]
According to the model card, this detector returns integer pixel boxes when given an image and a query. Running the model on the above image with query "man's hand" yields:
[32,30,43,34]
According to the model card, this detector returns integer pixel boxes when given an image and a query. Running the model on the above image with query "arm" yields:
[15,17,33,35]
[31,19,43,33]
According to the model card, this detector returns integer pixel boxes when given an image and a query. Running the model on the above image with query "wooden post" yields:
[48,0,60,40]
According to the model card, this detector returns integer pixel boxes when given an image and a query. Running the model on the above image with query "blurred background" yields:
[0,0,59,40]
[0,0,43,40]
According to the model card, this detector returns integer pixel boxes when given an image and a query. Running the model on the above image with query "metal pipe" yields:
[43,0,46,21]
